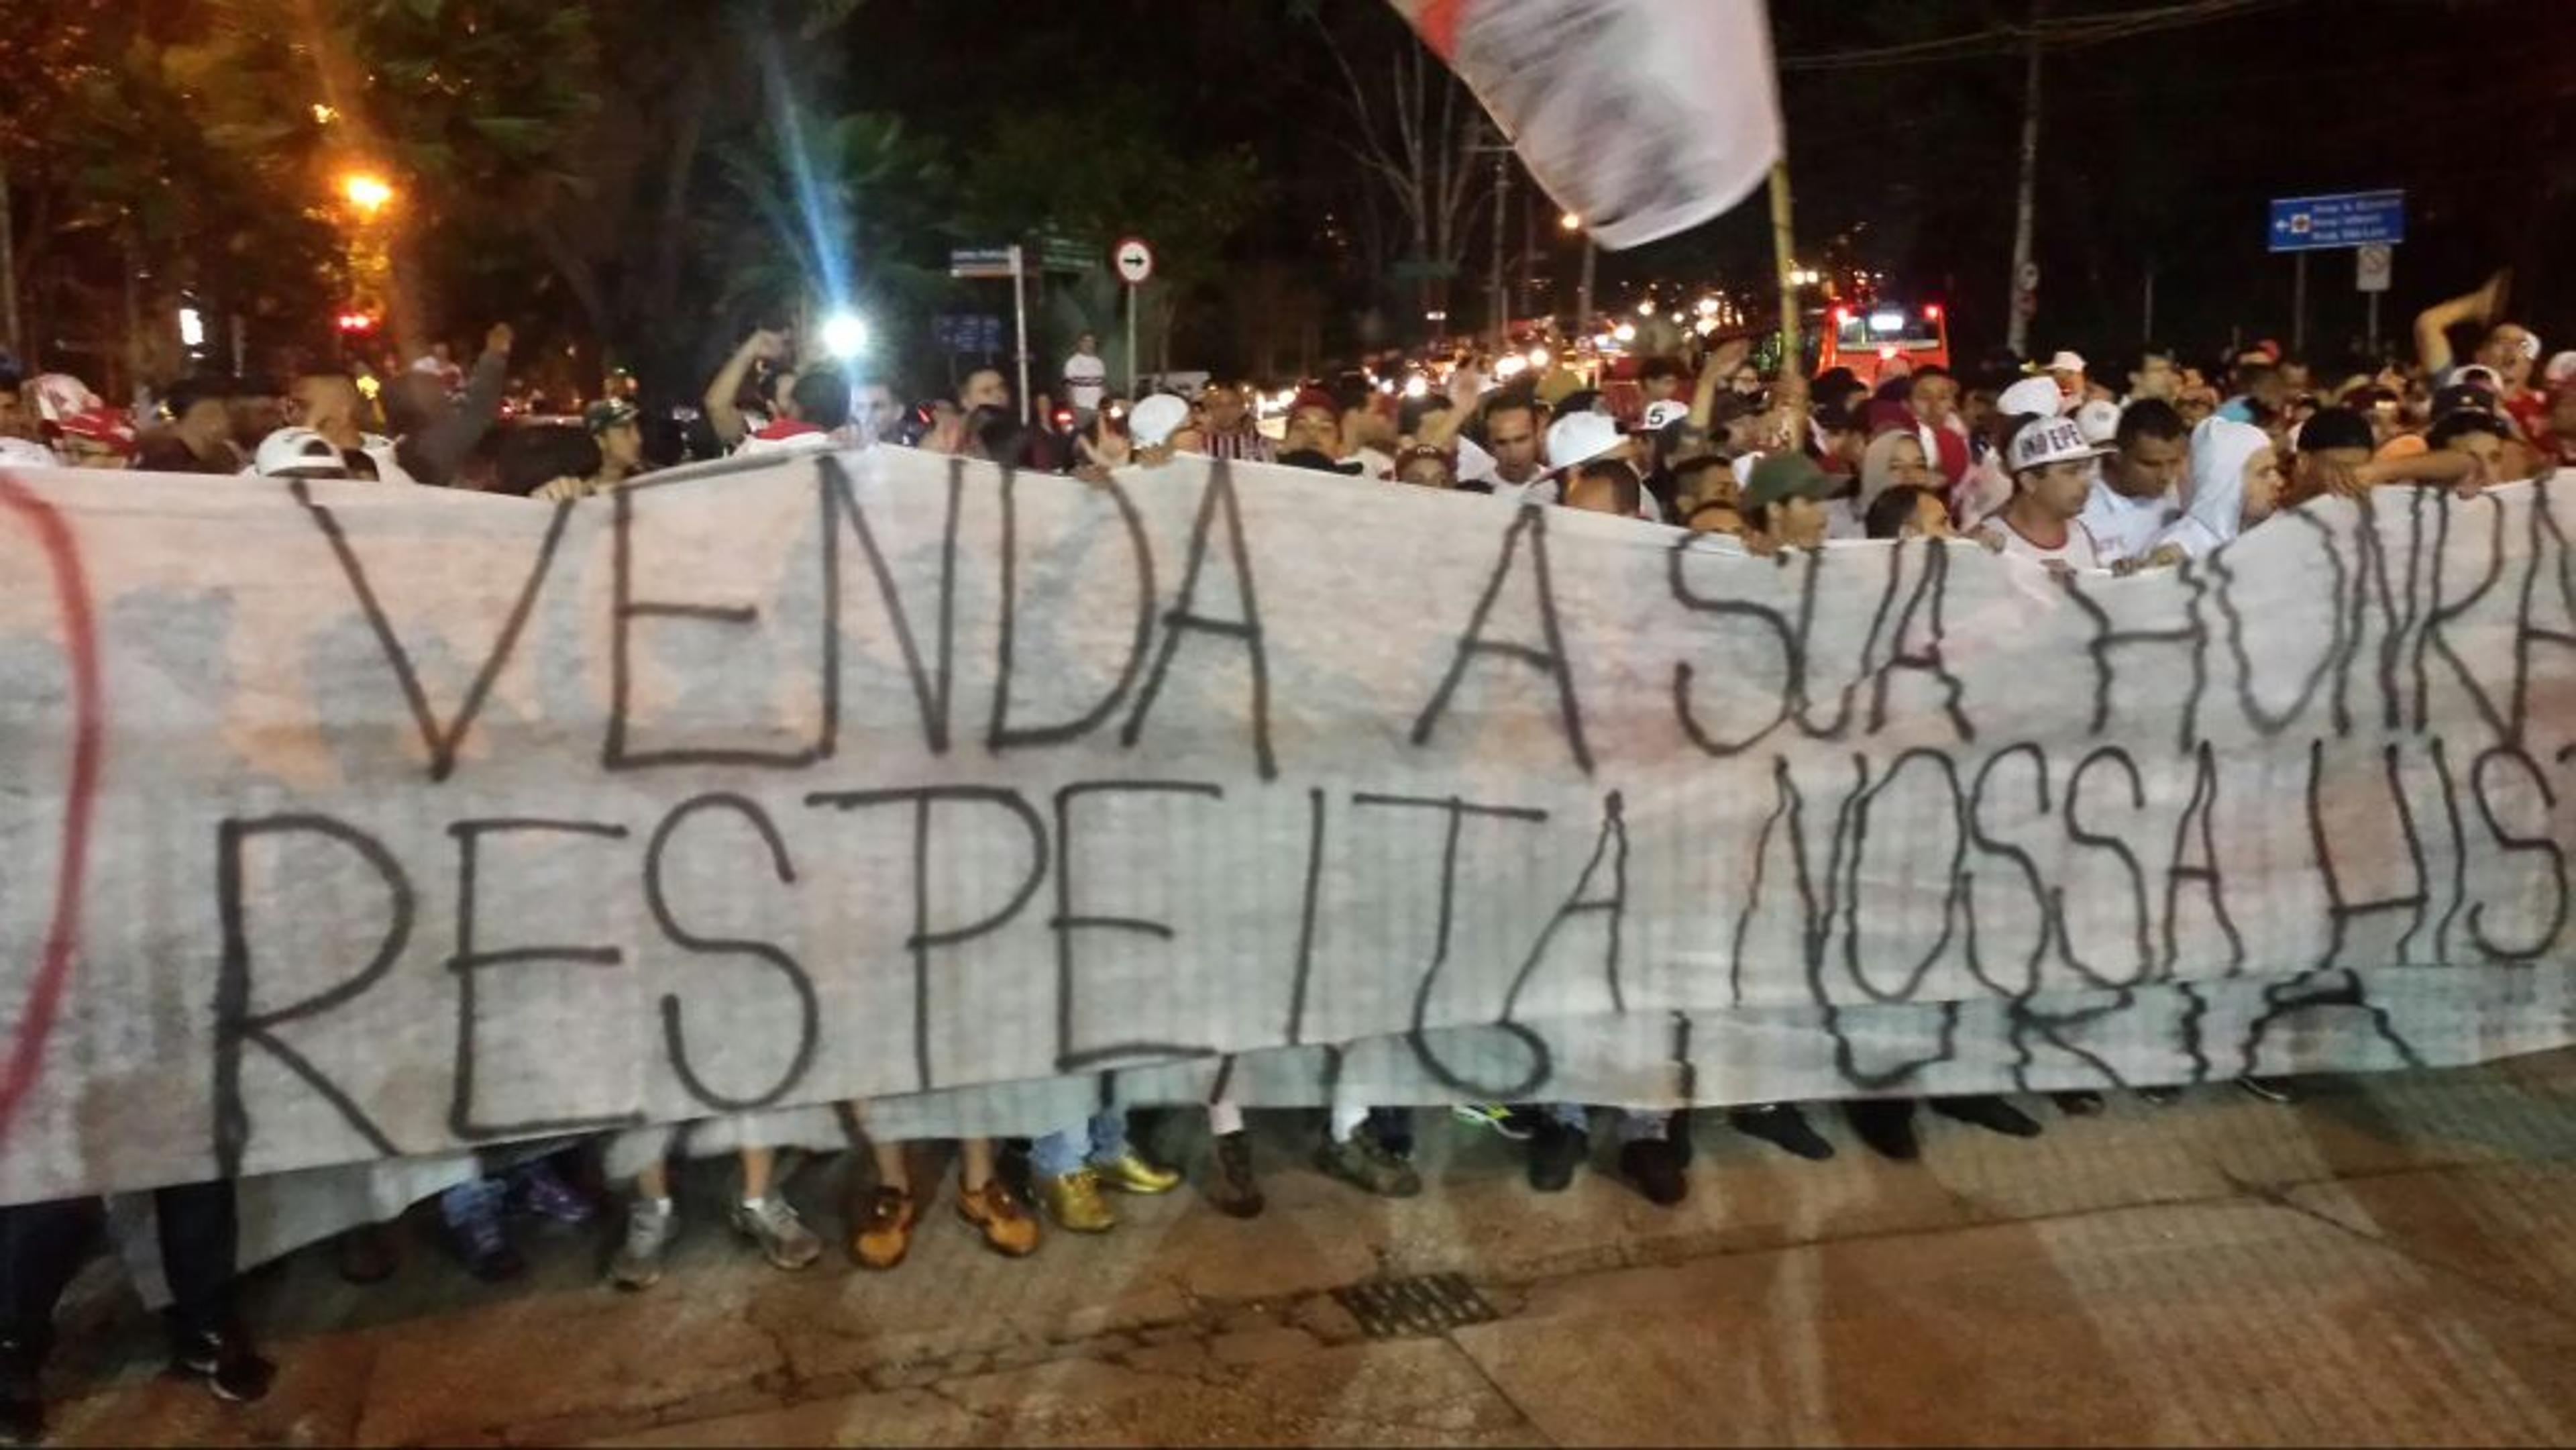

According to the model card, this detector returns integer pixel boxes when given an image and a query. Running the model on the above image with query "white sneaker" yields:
[731,1196,821,1270]
[609,1197,675,1290]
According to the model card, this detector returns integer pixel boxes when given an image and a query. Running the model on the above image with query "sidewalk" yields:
[36,1051,2576,1446]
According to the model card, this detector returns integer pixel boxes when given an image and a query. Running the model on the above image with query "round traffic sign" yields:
[1113,237,1155,286]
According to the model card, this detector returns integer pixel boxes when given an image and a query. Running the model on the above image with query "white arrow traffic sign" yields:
[1113,237,1155,287]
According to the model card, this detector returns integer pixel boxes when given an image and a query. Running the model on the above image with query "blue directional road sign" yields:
[2267,190,2404,253]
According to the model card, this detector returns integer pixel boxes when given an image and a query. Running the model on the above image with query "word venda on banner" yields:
[1,449,2573,1206]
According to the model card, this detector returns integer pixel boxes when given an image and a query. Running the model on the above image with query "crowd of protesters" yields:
[0,264,2567,1443]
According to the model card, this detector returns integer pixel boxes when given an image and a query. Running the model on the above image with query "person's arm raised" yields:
[2412,269,2509,376]
[703,329,786,448]
[398,323,512,486]
[1689,337,1751,429]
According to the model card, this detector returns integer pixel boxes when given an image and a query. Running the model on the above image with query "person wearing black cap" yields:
[584,397,648,490]
[2286,406,2377,507]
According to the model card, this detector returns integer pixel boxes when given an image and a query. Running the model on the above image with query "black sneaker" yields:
[1209,1131,1265,1219]
[1527,1118,1589,1192]
[2135,1086,2184,1106]
[1843,1099,1920,1161]
[0,1336,45,1446]
[2051,1090,2106,1117]
[1930,1095,2043,1138]
[1728,1103,1835,1161]
[1618,1138,1688,1206]
[166,1327,274,1405]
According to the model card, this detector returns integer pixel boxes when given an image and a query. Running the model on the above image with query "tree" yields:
[1305,1,1490,330]
[953,92,1261,377]
[0,1,339,391]
[708,104,951,380]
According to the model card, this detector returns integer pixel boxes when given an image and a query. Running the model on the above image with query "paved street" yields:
[35,1052,2576,1446]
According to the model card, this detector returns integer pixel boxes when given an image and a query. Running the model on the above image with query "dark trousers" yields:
[0,1181,238,1351]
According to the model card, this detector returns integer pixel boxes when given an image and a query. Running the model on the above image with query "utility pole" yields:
[1574,221,1596,335]
[2004,1,2045,359]
[1517,180,1536,326]
[1489,138,1511,354]
[2290,252,2308,356]
[1768,160,1801,378]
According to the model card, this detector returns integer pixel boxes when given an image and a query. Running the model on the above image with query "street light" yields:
[341,172,393,219]
[1559,211,1582,232]
[820,309,869,358]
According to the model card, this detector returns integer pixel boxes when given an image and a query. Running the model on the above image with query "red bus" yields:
[1816,301,1949,386]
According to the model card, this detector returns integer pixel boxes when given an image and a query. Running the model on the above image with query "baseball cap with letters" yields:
[2005,415,2109,474]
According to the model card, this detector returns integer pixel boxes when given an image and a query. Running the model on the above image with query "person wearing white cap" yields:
[2047,350,2086,405]
[250,426,354,480]
[1948,374,2067,531]
[1640,399,1690,433]
[1997,374,2066,421]
[1976,415,2106,573]
[2071,398,2121,449]
[1509,409,1650,515]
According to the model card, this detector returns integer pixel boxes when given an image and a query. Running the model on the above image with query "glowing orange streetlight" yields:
[341,172,394,219]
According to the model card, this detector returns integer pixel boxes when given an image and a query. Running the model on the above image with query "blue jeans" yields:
[1030,1111,1130,1180]
[1544,1103,1668,1143]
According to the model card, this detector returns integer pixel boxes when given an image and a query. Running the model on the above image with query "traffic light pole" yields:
[2005,7,2043,359]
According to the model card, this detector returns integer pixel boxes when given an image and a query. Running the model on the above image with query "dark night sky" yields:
[839,0,2574,372]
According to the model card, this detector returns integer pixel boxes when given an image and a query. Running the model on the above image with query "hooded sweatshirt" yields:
[2154,416,2271,561]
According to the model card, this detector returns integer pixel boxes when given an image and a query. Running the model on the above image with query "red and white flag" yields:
[1392,0,1781,251]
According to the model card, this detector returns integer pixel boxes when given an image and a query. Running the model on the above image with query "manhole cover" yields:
[1331,1273,1499,1339]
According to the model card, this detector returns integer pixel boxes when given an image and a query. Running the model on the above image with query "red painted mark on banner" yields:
[0,471,105,1147]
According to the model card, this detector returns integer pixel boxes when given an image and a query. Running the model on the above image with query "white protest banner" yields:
[1389,0,1782,249]
[2,452,2574,1206]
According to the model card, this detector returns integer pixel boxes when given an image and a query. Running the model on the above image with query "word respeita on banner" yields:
[1,449,2573,1205]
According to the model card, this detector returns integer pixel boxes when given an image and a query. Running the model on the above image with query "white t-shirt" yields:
[1984,515,2102,572]
[1489,472,1560,507]
[1346,446,1395,482]
[1062,352,1107,413]
[2076,475,2178,566]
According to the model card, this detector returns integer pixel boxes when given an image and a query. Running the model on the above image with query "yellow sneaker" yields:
[1039,1168,1118,1232]
[851,1186,917,1270]
[1091,1149,1181,1196]
[956,1180,1039,1257]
